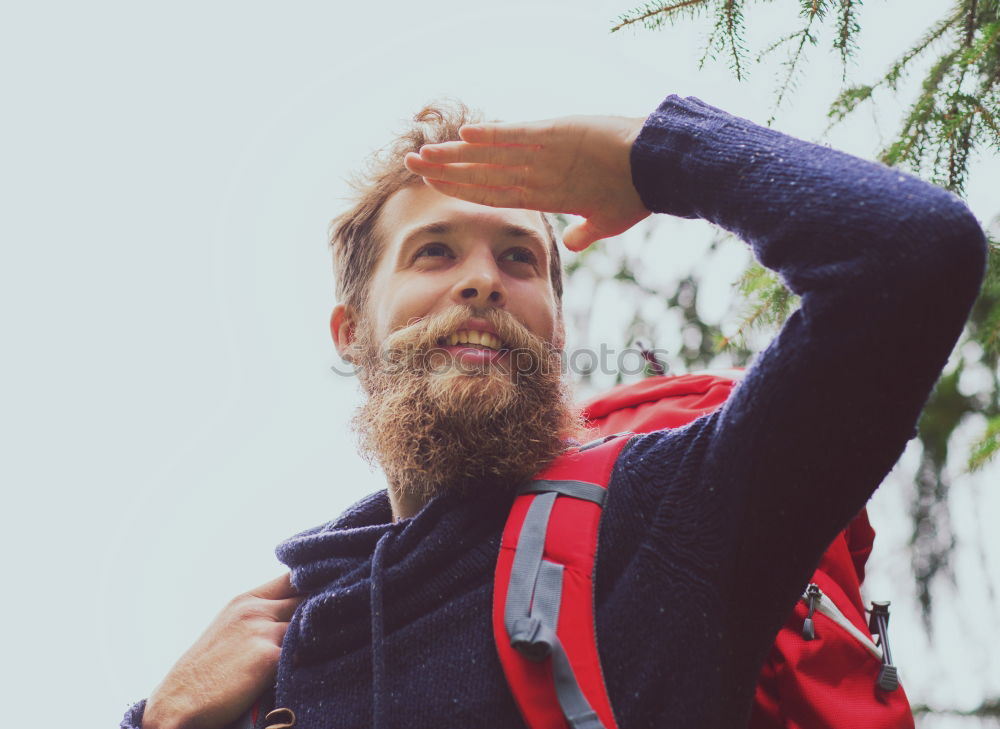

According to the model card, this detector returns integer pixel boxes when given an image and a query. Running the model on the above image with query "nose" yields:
[450,248,507,308]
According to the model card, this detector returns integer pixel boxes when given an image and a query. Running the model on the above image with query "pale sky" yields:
[1,1,998,726]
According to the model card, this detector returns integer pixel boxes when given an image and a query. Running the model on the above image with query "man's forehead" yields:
[377,183,550,249]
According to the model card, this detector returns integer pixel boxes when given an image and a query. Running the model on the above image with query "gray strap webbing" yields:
[504,491,557,640]
[552,640,605,729]
[531,560,564,630]
[534,560,606,729]
[518,479,607,506]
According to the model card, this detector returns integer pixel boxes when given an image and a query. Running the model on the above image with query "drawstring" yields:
[371,530,394,729]
[868,601,899,691]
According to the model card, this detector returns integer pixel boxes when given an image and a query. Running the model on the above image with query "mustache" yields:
[381,305,553,357]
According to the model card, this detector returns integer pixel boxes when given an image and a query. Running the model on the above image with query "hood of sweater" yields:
[275,485,513,667]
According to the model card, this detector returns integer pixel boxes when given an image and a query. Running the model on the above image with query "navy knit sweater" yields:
[122,96,986,729]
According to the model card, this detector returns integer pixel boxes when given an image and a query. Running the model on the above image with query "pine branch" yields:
[827,7,963,128]
[762,2,828,116]
[826,83,875,124]
[772,29,817,112]
[947,109,974,192]
[979,300,1000,359]
[975,99,1000,147]
[883,7,966,89]
[966,0,980,48]
[969,416,1000,471]
[974,240,1000,357]
[718,264,799,349]
[698,16,723,69]
[611,0,712,33]
[833,0,862,78]
[722,0,748,80]
[882,50,959,169]
[960,19,1000,67]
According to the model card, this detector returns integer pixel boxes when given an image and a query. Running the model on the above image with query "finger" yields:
[249,572,299,600]
[417,141,540,167]
[422,177,528,210]
[261,620,294,645]
[405,154,528,188]
[267,596,303,622]
[458,123,535,145]
[562,219,607,252]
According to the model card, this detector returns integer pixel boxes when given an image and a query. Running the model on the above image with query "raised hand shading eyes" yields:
[403,115,650,252]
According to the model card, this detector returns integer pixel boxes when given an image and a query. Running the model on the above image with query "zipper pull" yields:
[802,583,821,641]
[868,601,899,691]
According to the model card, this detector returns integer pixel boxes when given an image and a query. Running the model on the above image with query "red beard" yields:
[352,305,590,504]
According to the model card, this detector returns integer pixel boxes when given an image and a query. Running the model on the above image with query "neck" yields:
[388,486,427,522]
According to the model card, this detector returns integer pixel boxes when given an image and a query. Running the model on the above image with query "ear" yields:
[330,304,360,361]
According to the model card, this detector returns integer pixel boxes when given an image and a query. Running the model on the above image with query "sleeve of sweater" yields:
[617,95,986,651]
[119,699,261,729]
[120,700,144,728]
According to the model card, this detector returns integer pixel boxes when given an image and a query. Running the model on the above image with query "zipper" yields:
[798,583,899,691]
[799,584,882,658]
[802,583,821,641]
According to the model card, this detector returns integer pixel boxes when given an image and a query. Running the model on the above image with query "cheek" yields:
[541,313,560,346]
[511,283,558,343]
[377,277,447,333]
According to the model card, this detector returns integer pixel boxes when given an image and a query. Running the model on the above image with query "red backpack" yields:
[493,372,914,729]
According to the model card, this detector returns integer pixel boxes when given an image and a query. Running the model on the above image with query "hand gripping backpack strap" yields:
[493,433,633,729]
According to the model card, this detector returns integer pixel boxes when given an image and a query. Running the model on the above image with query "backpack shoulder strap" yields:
[493,433,632,729]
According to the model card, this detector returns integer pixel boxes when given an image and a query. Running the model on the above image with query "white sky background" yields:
[2,1,998,726]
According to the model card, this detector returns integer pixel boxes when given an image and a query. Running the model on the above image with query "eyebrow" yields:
[400,221,548,248]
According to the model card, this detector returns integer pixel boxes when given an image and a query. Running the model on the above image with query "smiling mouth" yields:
[437,329,506,350]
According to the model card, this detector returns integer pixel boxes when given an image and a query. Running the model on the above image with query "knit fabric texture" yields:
[121,95,986,729]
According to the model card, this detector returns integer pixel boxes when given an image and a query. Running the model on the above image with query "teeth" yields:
[449,329,502,350]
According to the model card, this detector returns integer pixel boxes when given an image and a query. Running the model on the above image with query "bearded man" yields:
[126,95,986,729]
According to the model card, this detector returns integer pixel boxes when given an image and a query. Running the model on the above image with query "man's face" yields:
[344,182,562,361]
[331,183,582,506]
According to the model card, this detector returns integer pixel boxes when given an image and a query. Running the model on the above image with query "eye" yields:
[413,243,454,261]
[500,247,538,265]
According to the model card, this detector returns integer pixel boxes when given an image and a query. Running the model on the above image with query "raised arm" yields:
[405,93,987,663]
[617,95,985,573]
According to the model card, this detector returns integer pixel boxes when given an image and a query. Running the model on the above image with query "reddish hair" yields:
[329,101,563,316]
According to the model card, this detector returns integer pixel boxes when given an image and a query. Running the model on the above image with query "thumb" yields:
[562,219,608,252]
